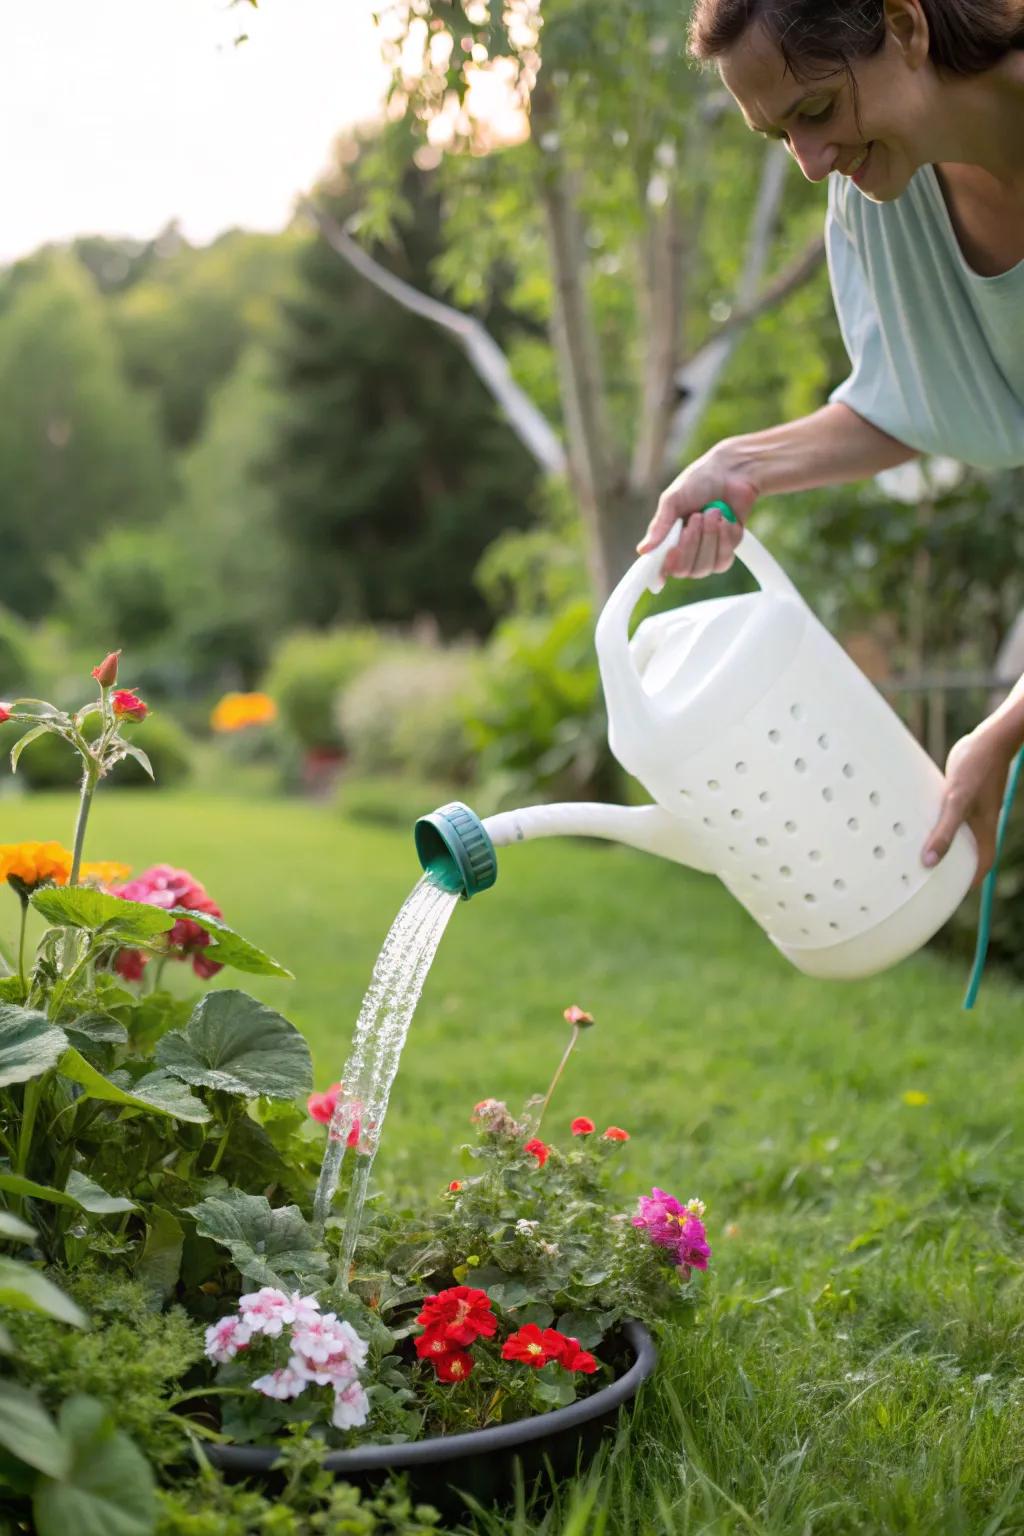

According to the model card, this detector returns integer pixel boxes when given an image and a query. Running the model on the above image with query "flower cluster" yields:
[0,842,129,895]
[501,1324,597,1373]
[632,1189,711,1279]
[472,1098,528,1140]
[205,1287,370,1431]
[114,864,224,981]
[211,691,277,733]
[414,1285,496,1382]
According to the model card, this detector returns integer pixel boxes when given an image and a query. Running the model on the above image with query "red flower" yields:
[523,1138,549,1168]
[571,1116,595,1136]
[501,1324,554,1367]
[91,650,121,687]
[115,947,146,982]
[563,1005,594,1026]
[112,689,147,722]
[416,1286,496,1346]
[544,1331,598,1373]
[0,705,11,724]
[602,1126,630,1142]
[414,1326,453,1362]
[435,1349,474,1383]
[447,1181,462,1193]
[307,1082,342,1125]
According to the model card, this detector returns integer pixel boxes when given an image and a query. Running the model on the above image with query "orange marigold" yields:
[80,860,133,888]
[210,692,278,733]
[0,842,74,890]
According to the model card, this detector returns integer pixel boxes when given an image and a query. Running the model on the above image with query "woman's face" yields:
[718,16,932,203]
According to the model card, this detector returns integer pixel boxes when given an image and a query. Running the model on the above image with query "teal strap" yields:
[963,747,1024,1010]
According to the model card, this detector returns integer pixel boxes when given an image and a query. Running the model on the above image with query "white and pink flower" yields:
[331,1379,370,1430]
[251,1365,308,1401]
[291,1316,368,1385]
[239,1287,321,1338]
[204,1314,252,1364]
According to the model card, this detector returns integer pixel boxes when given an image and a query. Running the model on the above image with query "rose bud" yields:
[112,689,148,722]
[91,650,121,687]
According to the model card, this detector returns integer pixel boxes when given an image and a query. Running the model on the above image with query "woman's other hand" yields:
[638,445,759,582]
[923,726,1016,885]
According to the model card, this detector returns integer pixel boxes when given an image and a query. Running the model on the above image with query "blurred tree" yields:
[308,0,829,599]
[0,253,170,619]
[109,227,301,448]
[270,123,540,634]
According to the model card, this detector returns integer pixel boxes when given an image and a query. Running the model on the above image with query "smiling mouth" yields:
[846,144,872,183]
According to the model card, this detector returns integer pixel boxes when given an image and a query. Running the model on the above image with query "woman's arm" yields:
[639,402,918,581]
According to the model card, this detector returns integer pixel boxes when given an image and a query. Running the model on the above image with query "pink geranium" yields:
[114,863,224,981]
[633,1187,711,1275]
[204,1314,252,1364]
[239,1287,321,1338]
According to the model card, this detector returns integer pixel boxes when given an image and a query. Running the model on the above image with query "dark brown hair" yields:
[689,0,1024,78]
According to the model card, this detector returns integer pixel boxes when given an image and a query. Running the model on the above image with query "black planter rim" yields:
[206,1318,656,1475]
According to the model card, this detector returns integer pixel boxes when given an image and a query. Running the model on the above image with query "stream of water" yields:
[313,875,459,1283]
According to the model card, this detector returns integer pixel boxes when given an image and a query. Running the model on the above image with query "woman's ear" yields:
[883,0,930,68]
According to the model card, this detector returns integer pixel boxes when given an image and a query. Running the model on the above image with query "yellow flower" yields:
[210,692,278,733]
[901,1090,930,1107]
[79,860,132,888]
[0,841,74,890]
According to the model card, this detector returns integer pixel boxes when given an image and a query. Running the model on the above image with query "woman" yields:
[640,0,1024,881]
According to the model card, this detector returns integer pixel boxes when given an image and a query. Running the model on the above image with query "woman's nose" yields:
[785,132,839,183]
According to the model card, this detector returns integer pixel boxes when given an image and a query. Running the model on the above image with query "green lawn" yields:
[6,788,1024,1533]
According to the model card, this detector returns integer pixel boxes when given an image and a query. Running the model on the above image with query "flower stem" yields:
[17,894,28,991]
[535,1024,580,1133]
[70,759,100,888]
[209,1106,235,1174]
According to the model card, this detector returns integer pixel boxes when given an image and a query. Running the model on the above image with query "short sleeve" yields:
[825,182,922,450]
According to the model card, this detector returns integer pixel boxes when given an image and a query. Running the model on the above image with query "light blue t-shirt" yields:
[826,167,1024,469]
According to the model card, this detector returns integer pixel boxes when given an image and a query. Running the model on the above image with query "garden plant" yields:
[0,653,710,1533]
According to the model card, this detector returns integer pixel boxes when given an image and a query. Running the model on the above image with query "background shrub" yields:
[264,628,382,752]
[12,709,192,790]
[336,644,479,784]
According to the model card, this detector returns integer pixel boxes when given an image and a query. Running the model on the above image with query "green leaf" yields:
[8,699,65,718]
[555,1308,617,1349]
[0,1257,87,1327]
[0,1382,68,1478]
[31,887,175,943]
[137,1208,183,1300]
[58,1046,208,1121]
[0,1006,68,1087]
[33,1395,157,1536]
[166,908,293,978]
[10,723,51,772]
[119,743,154,781]
[65,1013,129,1048]
[0,1211,36,1241]
[64,1171,136,1215]
[0,1173,80,1208]
[188,1190,329,1289]
[0,976,27,1003]
[155,990,311,1100]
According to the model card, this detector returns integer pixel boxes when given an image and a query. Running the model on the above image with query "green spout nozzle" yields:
[414,801,497,901]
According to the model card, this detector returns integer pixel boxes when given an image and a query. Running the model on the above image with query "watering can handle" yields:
[594,502,803,731]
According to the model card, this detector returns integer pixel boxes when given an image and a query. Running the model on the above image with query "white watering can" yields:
[415,517,977,981]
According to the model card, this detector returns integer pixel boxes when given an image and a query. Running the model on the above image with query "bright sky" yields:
[0,0,390,264]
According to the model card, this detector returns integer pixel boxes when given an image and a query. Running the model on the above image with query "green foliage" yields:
[155,1463,440,1535]
[0,605,32,695]
[31,1393,157,1536]
[53,526,183,651]
[154,990,312,1099]
[264,627,383,752]
[336,643,480,783]
[188,1190,328,1291]
[13,710,192,791]
[0,253,170,619]
[270,127,538,634]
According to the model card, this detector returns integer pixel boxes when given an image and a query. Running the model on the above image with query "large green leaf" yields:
[0,1257,87,1327]
[65,1013,129,1048]
[137,1208,183,1300]
[155,990,311,1100]
[64,1171,136,1216]
[0,1382,68,1478]
[0,1007,68,1087]
[188,1190,329,1289]
[33,1395,156,1536]
[58,1047,209,1122]
[0,1173,80,1208]
[31,887,175,943]
[166,907,293,978]
[0,1211,36,1242]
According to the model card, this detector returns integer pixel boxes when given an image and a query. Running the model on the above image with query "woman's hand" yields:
[637,445,759,582]
[923,726,1016,885]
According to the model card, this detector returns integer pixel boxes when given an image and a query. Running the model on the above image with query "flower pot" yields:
[205,1319,656,1515]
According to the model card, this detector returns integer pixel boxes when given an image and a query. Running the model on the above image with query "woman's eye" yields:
[801,102,834,124]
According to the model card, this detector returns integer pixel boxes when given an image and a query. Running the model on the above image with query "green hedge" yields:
[264,628,382,752]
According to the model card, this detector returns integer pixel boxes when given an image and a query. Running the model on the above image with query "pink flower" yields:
[291,1316,368,1385]
[523,1137,549,1168]
[571,1116,595,1136]
[115,947,147,983]
[114,864,224,981]
[332,1379,370,1429]
[91,651,121,687]
[633,1187,711,1273]
[447,1180,462,1193]
[674,1213,712,1277]
[307,1083,342,1124]
[204,1314,252,1364]
[239,1287,320,1338]
[251,1366,308,1400]
[0,705,11,725]
[602,1126,630,1142]
[563,1005,594,1026]
[112,689,147,722]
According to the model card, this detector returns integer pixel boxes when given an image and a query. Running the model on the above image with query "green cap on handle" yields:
[414,801,497,900]
[701,499,737,523]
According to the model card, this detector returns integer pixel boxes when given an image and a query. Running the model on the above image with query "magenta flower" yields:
[204,1314,252,1363]
[633,1187,711,1274]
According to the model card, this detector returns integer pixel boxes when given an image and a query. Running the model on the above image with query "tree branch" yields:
[301,199,567,476]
